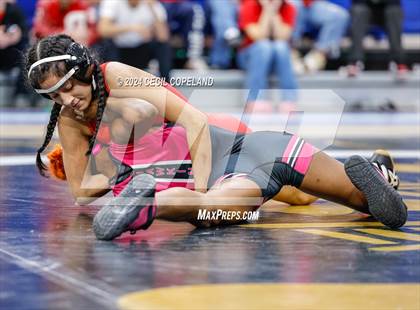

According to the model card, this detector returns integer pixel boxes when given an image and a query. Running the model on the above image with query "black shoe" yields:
[345,155,407,229]
[369,149,400,189]
[93,174,156,241]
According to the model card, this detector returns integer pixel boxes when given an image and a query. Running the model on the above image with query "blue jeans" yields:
[208,0,238,68]
[292,0,349,56]
[237,40,298,102]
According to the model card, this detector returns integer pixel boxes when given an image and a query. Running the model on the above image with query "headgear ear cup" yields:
[65,42,92,83]
[36,44,91,100]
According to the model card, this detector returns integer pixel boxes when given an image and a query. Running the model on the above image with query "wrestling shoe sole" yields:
[344,155,407,228]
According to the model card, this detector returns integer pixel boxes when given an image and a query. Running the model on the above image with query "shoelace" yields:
[372,162,400,189]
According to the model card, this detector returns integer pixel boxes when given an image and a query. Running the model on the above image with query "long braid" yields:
[36,103,62,176]
[86,59,107,155]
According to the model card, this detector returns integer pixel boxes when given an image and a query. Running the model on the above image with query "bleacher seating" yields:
[10,0,420,70]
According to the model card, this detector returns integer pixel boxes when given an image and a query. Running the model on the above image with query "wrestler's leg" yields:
[156,176,263,227]
[298,150,407,230]
[93,175,264,240]
[272,186,318,206]
[298,151,369,213]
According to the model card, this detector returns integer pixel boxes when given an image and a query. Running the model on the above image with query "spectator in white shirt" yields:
[98,0,171,80]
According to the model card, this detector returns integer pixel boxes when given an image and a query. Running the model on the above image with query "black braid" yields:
[86,59,107,156]
[36,103,62,176]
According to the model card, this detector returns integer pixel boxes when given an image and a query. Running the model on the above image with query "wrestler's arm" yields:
[105,62,212,192]
[57,96,158,203]
[105,97,158,143]
[57,110,114,204]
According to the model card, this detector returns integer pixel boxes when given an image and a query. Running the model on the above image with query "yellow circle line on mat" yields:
[395,163,420,173]
[405,199,420,211]
[399,191,420,198]
[240,221,420,229]
[270,204,354,216]
[118,283,420,310]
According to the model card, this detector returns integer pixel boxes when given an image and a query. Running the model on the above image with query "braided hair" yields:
[25,34,108,177]
[88,58,107,156]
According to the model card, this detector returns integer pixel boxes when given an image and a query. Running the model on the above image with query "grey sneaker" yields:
[93,174,156,241]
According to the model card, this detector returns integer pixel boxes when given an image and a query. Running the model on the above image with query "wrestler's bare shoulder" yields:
[104,62,153,89]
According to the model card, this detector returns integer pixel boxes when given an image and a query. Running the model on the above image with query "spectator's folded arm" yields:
[97,17,132,39]
[148,1,169,43]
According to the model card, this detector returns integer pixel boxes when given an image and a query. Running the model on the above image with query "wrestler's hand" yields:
[94,145,117,179]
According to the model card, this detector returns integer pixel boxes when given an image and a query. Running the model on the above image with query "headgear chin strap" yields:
[28,43,93,96]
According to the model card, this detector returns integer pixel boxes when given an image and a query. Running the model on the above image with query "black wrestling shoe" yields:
[369,149,400,190]
[93,174,156,241]
[344,155,407,229]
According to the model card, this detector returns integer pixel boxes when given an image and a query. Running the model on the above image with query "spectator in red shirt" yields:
[238,0,298,113]
[33,0,94,46]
